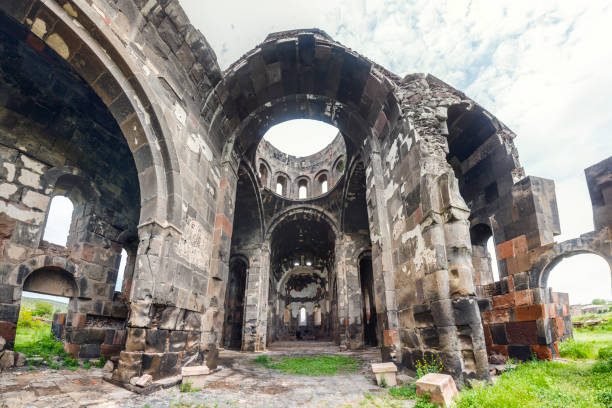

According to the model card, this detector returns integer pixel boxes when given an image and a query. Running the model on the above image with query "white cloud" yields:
[181,0,612,303]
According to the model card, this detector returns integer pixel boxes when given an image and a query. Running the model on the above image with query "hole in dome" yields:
[263,119,339,157]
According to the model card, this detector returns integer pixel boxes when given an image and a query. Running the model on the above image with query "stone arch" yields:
[314,170,330,195]
[530,232,612,289]
[257,159,272,189]
[0,2,182,226]
[273,171,290,196]
[204,29,401,164]
[235,161,266,244]
[295,175,311,199]
[13,255,83,298]
[265,205,340,242]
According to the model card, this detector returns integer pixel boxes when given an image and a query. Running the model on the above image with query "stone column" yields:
[365,151,401,360]
[242,242,270,351]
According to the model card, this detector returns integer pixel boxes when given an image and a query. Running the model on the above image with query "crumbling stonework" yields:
[0,0,610,388]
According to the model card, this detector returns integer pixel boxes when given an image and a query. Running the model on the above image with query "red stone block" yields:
[513,305,546,322]
[554,318,565,339]
[483,325,493,347]
[64,343,80,358]
[56,313,66,325]
[0,321,17,342]
[514,290,534,307]
[493,293,515,309]
[512,235,528,256]
[496,240,514,260]
[506,321,538,345]
[531,345,553,360]
[562,304,568,317]
[383,329,398,347]
[101,344,122,359]
[72,313,87,328]
[482,309,510,324]
[214,214,233,238]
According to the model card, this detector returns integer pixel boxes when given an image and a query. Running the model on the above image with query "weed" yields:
[83,360,92,370]
[415,355,444,379]
[380,373,388,388]
[180,380,201,393]
[93,356,106,368]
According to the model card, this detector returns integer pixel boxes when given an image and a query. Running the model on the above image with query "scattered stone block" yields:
[0,335,5,351]
[130,374,153,387]
[371,362,397,387]
[205,344,219,370]
[103,360,114,372]
[0,350,15,371]
[416,373,458,407]
[14,352,26,367]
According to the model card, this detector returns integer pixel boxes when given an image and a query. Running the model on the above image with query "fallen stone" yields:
[488,352,506,365]
[205,344,219,370]
[371,362,397,387]
[135,374,153,387]
[0,335,5,351]
[103,360,114,372]
[15,352,26,367]
[0,350,15,371]
[416,373,458,407]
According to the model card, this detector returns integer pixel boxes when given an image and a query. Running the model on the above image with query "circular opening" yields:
[256,119,346,200]
[263,119,339,157]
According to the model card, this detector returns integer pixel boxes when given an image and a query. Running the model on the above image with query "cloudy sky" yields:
[178,0,610,303]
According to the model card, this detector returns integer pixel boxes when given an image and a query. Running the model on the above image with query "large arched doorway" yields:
[222,258,248,350]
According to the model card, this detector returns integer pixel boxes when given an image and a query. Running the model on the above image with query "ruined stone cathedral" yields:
[0,0,610,387]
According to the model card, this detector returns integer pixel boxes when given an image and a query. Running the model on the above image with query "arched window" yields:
[115,249,128,292]
[470,224,498,284]
[276,175,287,196]
[335,158,345,175]
[259,163,268,187]
[319,174,328,194]
[298,179,308,199]
[42,195,74,247]
[299,307,307,326]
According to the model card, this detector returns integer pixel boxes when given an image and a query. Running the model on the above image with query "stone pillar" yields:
[242,243,270,351]
[336,235,365,349]
[365,151,400,360]
[202,160,238,350]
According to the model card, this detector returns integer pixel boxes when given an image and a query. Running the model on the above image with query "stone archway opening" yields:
[359,256,378,347]
[544,253,611,308]
[222,258,248,350]
[267,212,338,345]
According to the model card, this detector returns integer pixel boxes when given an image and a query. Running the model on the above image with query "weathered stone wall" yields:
[255,133,346,199]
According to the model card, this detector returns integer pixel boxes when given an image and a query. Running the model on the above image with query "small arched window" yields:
[299,307,307,326]
[115,249,128,292]
[259,163,268,187]
[319,174,328,194]
[42,195,74,247]
[276,175,286,196]
[298,179,308,199]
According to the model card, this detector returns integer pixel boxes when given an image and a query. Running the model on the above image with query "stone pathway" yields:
[1,343,415,408]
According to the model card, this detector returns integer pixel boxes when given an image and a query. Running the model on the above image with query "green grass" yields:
[252,354,359,375]
[14,321,69,368]
[455,359,612,408]
[559,315,612,360]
